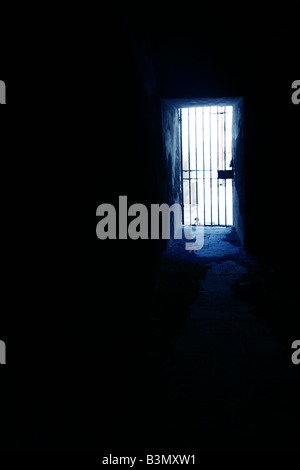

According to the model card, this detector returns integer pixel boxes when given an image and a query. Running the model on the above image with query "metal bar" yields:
[224,107,227,225]
[188,108,191,225]
[217,106,220,225]
[179,108,184,224]
[195,108,198,225]
[209,106,212,225]
[202,107,205,225]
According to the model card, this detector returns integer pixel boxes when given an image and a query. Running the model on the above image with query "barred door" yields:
[179,106,233,226]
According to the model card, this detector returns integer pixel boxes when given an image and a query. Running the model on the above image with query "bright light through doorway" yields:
[180,106,233,226]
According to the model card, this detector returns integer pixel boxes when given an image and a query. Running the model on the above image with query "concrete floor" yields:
[148,227,300,450]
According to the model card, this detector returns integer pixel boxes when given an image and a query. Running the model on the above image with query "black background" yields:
[1,1,299,453]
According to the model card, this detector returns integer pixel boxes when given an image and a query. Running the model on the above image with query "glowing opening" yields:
[181,106,233,226]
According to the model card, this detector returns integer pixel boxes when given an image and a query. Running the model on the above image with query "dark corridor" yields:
[1,0,300,457]
[144,227,300,450]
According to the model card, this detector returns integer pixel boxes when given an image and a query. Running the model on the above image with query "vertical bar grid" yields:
[181,106,232,227]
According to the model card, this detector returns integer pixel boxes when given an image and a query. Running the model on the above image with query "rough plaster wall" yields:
[161,102,181,205]
[161,102,181,247]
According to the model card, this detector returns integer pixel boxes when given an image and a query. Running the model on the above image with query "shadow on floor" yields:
[144,227,300,450]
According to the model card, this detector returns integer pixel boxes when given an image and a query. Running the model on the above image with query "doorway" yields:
[179,106,233,226]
